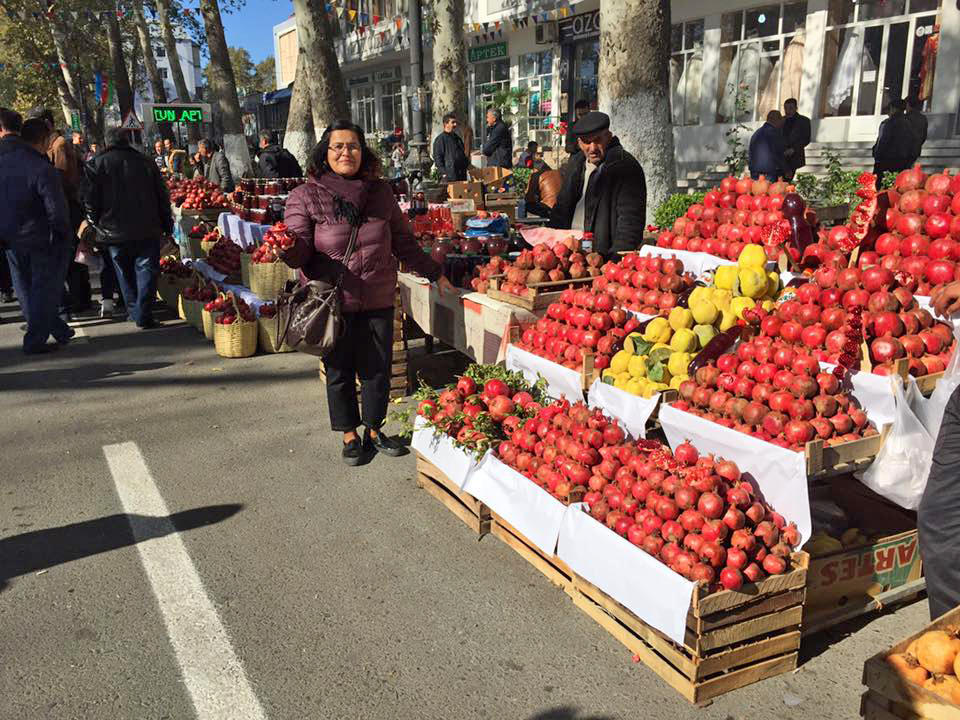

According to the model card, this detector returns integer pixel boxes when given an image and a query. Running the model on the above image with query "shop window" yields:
[820,0,939,117]
[670,19,704,126]
[717,2,807,123]
[380,81,403,134]
[518,50,554,146]
[351,86,376,133]
[572,40,599,115]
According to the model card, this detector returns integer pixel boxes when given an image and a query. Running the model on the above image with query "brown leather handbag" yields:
[274,221,359,357]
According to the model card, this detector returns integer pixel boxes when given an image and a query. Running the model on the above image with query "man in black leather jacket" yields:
[83,127,173,329]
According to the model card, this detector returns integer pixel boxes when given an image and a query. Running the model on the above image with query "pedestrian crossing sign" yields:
[120,111,143,131]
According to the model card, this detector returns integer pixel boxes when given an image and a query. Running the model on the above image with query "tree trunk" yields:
[47,16,95,134]
[132,0,172,139]
[107,12,135,119]
[291,0,348,133]
[283,52,315,169]
[199,0,252,175]
[156,0,200,143]
[599,0,675,224]
[429,0,467,142]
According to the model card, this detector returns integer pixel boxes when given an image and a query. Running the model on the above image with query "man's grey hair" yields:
[486,107,502,121]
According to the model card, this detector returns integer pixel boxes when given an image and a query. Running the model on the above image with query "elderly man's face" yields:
[486,111,496,127]
[577,129,612,165]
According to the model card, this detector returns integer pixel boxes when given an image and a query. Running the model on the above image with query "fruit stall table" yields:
[217,212,269,250]
[397,272,538,364]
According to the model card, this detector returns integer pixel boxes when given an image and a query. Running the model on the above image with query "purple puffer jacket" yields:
[282,172,441,312]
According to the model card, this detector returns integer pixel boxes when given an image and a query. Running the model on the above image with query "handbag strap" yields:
[336,222,360,288]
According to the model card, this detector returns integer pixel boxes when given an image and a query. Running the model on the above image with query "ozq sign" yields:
[559,9,599,43]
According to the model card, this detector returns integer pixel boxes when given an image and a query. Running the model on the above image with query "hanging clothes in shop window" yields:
[670,56,683,125]
[758,29,805,120]
[919,26,939,103]
[826,27,874,115]
[719,41,773,122]
[673,44,703,125]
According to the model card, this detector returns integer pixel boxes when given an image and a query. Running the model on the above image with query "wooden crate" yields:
[415,454,491,537]
[507,325,597,390]
[861,690,927,720]
[805,424,891,477]
[862,604,960,720]
[490,512,577,591]
[914,371,945,396]
[487,275,594,312]
[569,553,809,704]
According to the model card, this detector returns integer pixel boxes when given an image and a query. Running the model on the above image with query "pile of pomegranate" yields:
[671,344,879,450]
[214,294,256,325]
[414,365,548,458]
[655,176,801,262]
[205,236,242,277]
[584,440,800,590]
[762,271,955,375]
[168,178,227,210]
[258,302,278,319]
[869,166,960,292]
[477,237,603,296]
[182,282,217,303]
[251,222,296,264]
[158,256,191,279]
[426,232,509,265]
[513,288,640,371]
[590,253,696,315]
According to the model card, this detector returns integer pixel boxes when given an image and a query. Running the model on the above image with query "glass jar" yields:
[257,195,270,210]
[265,180,281,195]
[249,208,267,224]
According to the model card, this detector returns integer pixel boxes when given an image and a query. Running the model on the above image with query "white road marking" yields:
[102,442,267,720]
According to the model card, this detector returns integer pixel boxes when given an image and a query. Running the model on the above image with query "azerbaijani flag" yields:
[94,71,114,106]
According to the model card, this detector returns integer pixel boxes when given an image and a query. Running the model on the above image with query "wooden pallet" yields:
[805,424,891,477]
[568,553,808,704]
[862,690,929,720]
[862,603,960,719]
[490,513,573,591]
[487,275,594,311]
[415,455,490,537]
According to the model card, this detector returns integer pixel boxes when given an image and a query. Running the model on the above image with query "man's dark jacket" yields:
[433,131,468,181]
[0,137,71,250]
[906,109,928,164]
[873,114,918,175]
[482,120,513,169]
[748,122,786,181]
[83,144,173,245]
[782,113,811,177]
[548,138,646,256]
[258,144,302,179]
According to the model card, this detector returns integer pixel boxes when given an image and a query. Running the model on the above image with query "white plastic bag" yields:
[75,243,104,274]
[860,378,934,510]
[911,324,960,440]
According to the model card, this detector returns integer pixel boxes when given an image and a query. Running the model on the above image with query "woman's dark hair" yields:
[307,120,381,180]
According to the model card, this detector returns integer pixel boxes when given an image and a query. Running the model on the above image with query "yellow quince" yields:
[730,296,756,319]
[628,355,647,378]
[738,244,767,270]
[610,350,631,374]
[738,267,768,299]
[714,265,738,291]
[690,299,718,325]
[667,352,691,377]
[670,328,697,353]
[643,317,671,344]
[669,306,694,331]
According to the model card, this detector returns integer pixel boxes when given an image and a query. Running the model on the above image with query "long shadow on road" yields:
[0,503,243,592]
[528,707,615,720]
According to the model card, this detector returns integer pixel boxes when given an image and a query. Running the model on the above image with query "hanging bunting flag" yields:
[395,15,402,29]
[494,20,500,29]
[498,29,502,38]
[94,72,103,104]
[324,3,332,11]
[532,15,538,23]
[348,9,356,21]
[373,14,379,24]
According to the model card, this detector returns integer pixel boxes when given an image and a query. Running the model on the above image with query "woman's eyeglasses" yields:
[330,143,361,155]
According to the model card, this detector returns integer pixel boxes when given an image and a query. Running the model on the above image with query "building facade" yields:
[272,0,960,169]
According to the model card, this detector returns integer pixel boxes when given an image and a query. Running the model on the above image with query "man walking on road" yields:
[748,110,786,181]
[482,108,513,169]
[0,116,74,354]
[782,99,811,180]
[549,111,646,256]
[433,113,469,182]
[84,127,173,330]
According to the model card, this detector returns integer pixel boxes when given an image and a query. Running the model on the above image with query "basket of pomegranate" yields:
[199,227,220,257]
[157,256,192,308]
[863,604,960,719]
[201,292,232,340]
[256,302,294,353]
[213,294,258,358]
[557,439,807,703]
[248,223,296,299]
[178,277,217,331]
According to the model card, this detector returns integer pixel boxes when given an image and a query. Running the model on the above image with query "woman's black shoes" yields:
[342,437,365,465]
[363,428,408,457]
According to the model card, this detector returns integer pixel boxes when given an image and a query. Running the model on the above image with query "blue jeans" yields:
[5,243,72,352]
[108,240,160,326]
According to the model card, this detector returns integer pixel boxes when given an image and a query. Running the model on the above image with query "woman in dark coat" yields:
[282,121,454,464]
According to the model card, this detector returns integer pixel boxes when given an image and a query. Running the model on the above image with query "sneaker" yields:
[0,291,13,303]
[137,319,159,330]
[54,327,76,345]
[363,428,408,457]
[342,438,366,466]
[100,299,114,318]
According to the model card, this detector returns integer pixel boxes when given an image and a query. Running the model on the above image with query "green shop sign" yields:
[152,106,205,124]
[469,42,507,63]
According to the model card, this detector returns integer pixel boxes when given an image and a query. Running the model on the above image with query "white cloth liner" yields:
[556,503,696,645]
[411,416,483,490]
[817,361,899,429]
[506,343,584,401]
[586,377,660,439]
[465,455,568,555]
[188,260,272,314]
[658,404,812,544]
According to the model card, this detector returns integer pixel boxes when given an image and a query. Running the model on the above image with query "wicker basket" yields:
[249,260,290,299]
[200,239,217,256]
[240,252,252,287]
[157,275,188,309]
[214,317,258,358]
[181,298,204,330]
[257,315,294,353]
[201,308,222,340]
[186,236,203,259]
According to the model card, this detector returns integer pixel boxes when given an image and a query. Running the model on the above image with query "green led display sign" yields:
[152,106,205,124]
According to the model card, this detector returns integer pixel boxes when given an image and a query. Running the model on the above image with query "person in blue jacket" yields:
[0,115,74,353]
[748,110,786,181]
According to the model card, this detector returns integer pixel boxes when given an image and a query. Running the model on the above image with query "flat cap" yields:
[571,111,610,138]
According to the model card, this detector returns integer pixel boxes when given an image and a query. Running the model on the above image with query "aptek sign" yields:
[152,106,205,124]
[469,42,508,63]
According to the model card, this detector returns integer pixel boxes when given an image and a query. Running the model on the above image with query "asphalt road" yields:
[0,296,934,720]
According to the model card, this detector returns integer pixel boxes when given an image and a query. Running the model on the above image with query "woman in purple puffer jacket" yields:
[282,121,454,465]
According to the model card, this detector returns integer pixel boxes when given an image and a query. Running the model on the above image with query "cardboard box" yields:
[469,167,513,194]
[805,479,921,620]
[485,198,518,223]
[447,181,484,206]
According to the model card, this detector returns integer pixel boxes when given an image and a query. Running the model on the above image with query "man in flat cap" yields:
[549,111,646,255]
